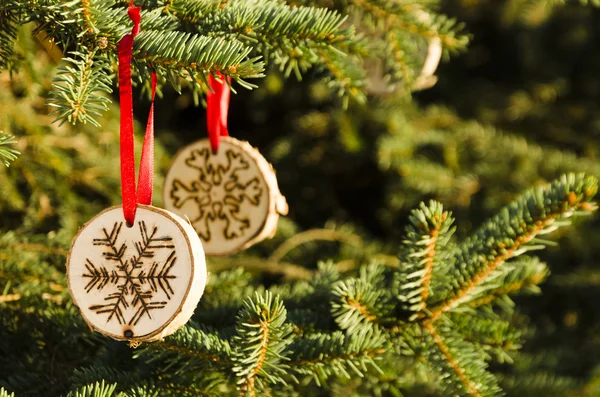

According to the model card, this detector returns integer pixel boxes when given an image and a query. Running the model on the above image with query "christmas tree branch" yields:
[2,0,470,125]
[134,30,264,82]
[424,321,500,397]
[450,314,522,364]
[331,278,381,333]
[425,322,478,395]
[47,49,113,127]
[0,133,19,167]
[350,0,468,49]
[315,47,366,103]
[210,259,313,280]
[135,325,234,371]
[232,292,293,396]
[0,6,19,69]
[287,327,385,385]
[396,201,456,317]
[430,173,598,320]
[465,257,549,309]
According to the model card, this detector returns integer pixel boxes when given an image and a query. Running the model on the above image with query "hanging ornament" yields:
[66,205,206,342]
[66,2,206,343]
[363,10,442,95]
[162,75,288,256]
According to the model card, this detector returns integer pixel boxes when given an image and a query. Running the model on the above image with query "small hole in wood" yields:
[124,329,134,338]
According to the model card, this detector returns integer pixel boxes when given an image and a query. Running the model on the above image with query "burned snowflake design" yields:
[83,221,177,326]
[169,147,263,241]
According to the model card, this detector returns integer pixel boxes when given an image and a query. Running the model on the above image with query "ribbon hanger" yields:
[206,72,231,154]
[118,1,157,226]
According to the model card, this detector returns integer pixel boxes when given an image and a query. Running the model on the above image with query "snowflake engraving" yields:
[83,221,177,326]
[168,147,263,241]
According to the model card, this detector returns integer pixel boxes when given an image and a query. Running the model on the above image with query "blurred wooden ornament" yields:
[364,10,442,95]
[163,136,288,256]
[67,205,207,343]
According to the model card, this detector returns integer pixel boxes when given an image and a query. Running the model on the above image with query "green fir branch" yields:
[462,256,549,310]
[163,0,220,24]
[135,324,234,373]
[0,388,15,397]
[377,105,600,211]
[66,381,118,397]
[396,201,456,318]
[498,372,584,396]
[348,0,469,52]
[176,1,348,45]
[47,49,113,127]
[232,292,294,396]
[316,46,367,104]
[0,133,20,167]
[69,366,142,393]
[331,278,381,333]
[288,327,385,386]
[450,313,523,365]
[133,30,265,84]
[424,321,502,397]
[2,0,471,125]
[430,173,598,319]
[28,0,88,51]
[0,5,20,70]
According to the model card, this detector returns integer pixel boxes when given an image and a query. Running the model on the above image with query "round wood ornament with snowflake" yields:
[163,136,289,256]
[67,205,207,342]
[67,5,207,343]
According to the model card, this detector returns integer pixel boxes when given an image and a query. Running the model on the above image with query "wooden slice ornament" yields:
[67,205,207,342]
[163,136,288,256]
[66,4,207,343]
[364,10,442,95]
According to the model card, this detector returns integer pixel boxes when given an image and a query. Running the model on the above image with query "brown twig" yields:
[269,228,363,264]
[209,259,313,280]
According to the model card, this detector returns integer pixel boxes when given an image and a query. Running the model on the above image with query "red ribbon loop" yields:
[206,72,231,153]
[118,2,156,225]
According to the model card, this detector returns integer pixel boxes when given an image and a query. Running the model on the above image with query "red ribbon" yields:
[206,72,231,153]
[118,2,156,225]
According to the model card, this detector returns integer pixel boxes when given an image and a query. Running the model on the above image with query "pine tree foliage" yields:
[0,34,169,235]
[2,167,596,395]
[423,322,502,397]
[232,292,293,394]
[0,5,19,70]
[66,381,118,397]
[395,200,456,318]
[0,388,15,397]
[0,0,469,125]
[0,132,19,167]
[3,2,600,396]
[440,174,596,308]
[47,48,113,127]
[448,313,523,364]
[376,104,600,224]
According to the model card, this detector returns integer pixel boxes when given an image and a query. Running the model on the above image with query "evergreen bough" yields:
[0,133,19,167]
[1,172,597,396]
[2,1,600,396]
[0,0,469,125]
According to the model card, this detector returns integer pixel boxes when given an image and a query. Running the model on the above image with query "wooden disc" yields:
[66,205,207,342]
[163,136,288,256]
